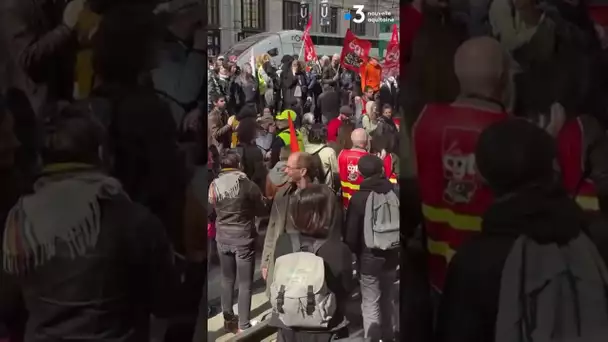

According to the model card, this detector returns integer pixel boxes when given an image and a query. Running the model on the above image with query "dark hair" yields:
[369,131,391,154]
[476,118,557,196]
[219,149,241,169]
[289,184,335,237]
[336,121,355,151]
[211,94,225,104]
[382,104,393,111]
[236,117,257,143]
[364,86,374,92]
[92,4,163,83]
[41,102,105,165]
[308,123,327,144]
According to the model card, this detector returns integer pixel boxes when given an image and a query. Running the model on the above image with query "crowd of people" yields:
[3,0,608,341]
[206,43,403,341]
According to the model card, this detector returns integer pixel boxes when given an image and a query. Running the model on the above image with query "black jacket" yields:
[345,175,400,274]
[281,70,307,109]
[1,196,180,342]
[270,233,354,332]
[317,90,340,122]
[90,83,189,254]
[435,185,608,342]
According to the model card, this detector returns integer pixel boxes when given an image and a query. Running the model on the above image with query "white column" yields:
[219,0,236,50]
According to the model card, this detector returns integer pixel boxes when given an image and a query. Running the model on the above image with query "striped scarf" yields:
[2,163,126,275]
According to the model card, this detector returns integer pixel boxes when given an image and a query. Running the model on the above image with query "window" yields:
[350,9,366,36]
[283,1,309,30]
[207,30,221,57]
[241,0,265,31]
[208,0,220,27]
[320,7,338,34]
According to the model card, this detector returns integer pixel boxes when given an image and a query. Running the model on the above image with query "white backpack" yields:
[363,191,400,250]
[270,234,337,329]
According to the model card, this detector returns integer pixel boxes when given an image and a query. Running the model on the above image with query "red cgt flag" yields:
[339,29,372,72]
[303,14,317,62]
[383,24,399,72]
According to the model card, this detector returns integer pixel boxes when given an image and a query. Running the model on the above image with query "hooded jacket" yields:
[434,185,608,342]
[344,175,400,274]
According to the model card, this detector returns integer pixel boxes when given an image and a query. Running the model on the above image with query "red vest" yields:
[338,148,368,208]
[413,103,508,291]
[557,118,599,213]
[383,153,398,184]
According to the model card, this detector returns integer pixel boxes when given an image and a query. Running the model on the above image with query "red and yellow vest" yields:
[383,153,398,185]
[413,103,508,292]
[338,148,368,208]
[557,117,599,213]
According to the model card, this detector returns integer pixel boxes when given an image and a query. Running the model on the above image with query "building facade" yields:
[206,0,399,58]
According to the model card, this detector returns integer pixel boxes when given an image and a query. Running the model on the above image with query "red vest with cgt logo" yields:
[338,148,369,208]
[413,103,508,292]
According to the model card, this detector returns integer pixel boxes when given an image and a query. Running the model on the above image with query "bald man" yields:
[337,128,370,208]
[412,37,510,292]
[351,128,370,149]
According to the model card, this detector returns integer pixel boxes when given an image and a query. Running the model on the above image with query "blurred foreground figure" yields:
[413,37,509,292]
[1,103,180,341]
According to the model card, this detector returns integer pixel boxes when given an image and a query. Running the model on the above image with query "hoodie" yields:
[344,175,400,274]
[434,185,608,342]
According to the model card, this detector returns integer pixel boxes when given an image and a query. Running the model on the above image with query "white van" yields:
[222,30,304,68]
[221,30,379,69]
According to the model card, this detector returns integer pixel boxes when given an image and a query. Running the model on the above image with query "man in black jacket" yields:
[0,102,181,342]
[345,154,399,342]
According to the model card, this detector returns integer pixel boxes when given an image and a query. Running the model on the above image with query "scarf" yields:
[211,169,247,202]
[2,163,127,275]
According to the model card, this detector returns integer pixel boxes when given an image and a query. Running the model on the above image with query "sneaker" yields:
[223,313,239,334]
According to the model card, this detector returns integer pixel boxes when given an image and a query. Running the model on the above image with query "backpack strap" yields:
[311,239,326,254]
[312,146,332,179]
[311,145,327,156]
[288,233,302,253]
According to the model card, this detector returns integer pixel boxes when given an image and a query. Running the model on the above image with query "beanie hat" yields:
[358,154,384,178]
[475,118,557,196]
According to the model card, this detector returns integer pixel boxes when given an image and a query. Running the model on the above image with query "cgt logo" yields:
[349,41,365,56]
[385,50,399,63]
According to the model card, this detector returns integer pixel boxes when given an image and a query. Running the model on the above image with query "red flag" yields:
[340,29,372,72]
[304,13,312,36]
[288,112,299,152]
[382,24,399,78]
[303,14,317,62]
